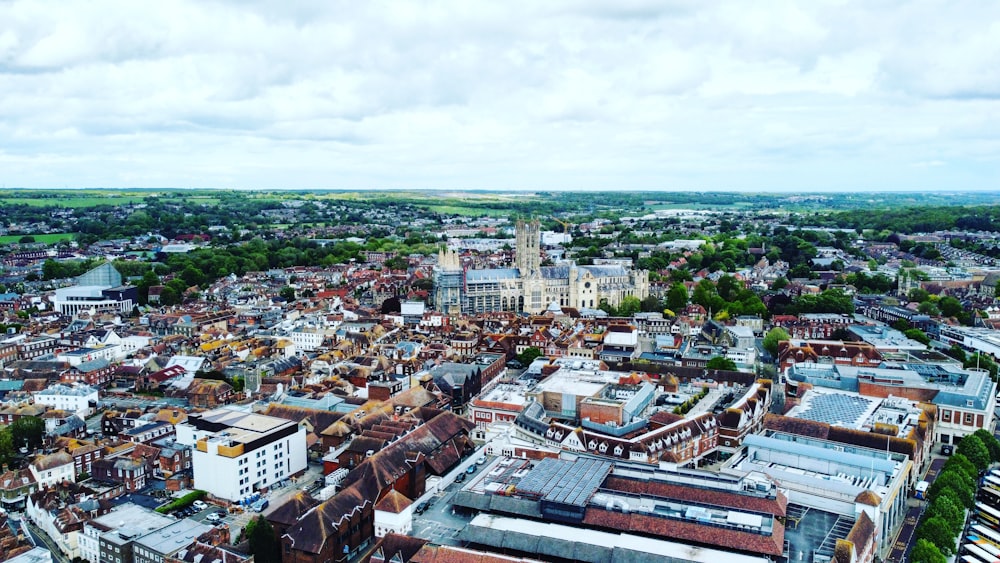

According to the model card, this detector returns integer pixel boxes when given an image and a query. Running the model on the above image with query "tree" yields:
[942,453,977,483]
[640,295,662,313]
[974,428,1000,462]
[245,515,280,563]
[279,286,296,302]
[938,296,963,317]
[762,327,791,357]
[665,283,689,312]
[909,538,946,563]
[706,356,737,371]
[903,328,930,345]
[617,296,641,317]
[917,301,940,316]
[771,277,788,290]
[956,433,991,472]
[517,347,543,367]
[10,416,45,450]
[18,235,36,244]
[925,494,963,536]
[927,469,974,508]
[915,516,955,556]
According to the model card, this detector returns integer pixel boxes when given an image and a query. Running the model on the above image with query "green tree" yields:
[0,427,14,467]
[938,296,963,317]
[10,416,45,450]
[915,516,955,556]
[909,538,946,563]
[18,235,35,244]
[956,433,991,471]
[706,356,737,371]
[942,453,977,483]
[771,277,788,290]
[903,328,930,345]
[917,301,940,316]
[927,469,974,508]
[762,327,791,357]
[974,428,1000,462]
[279,286,296,302]
[617,296,641,317]
[925,494,964,536]
[245,515,280,563]
[640,295,662,313]
[517,347,543,366]
[665,283,689,312]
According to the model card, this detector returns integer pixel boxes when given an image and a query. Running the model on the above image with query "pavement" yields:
[884,456,945,563]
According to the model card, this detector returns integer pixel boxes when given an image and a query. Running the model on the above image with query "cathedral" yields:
[434,219,649,315]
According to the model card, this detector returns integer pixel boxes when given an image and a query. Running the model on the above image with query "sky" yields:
[1,1,998,192]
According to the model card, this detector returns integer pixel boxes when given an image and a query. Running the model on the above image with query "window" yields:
[965,413,974,424]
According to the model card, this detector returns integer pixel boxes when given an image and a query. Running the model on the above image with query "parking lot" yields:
[411,455,489,547]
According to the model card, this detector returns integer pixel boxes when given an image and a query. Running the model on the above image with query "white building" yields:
[33,383,99,418]
[29,451,75,488]
[78,503,173,563]
[175,408,307,502]
[373,489,414,538]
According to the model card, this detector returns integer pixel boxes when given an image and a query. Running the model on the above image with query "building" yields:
[451,456,787,560]
[29,452,75,488]
[131,519,213,563]
[434,220,649,315]
[787,361,995,447]
[175,408,308,502]
[51,263,137,316]
[79,502,173,563]
[33,384,99,418]
[724,431,909,562]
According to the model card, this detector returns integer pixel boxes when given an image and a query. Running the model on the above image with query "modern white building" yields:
[33,383,99,418]
[175,407,307,502]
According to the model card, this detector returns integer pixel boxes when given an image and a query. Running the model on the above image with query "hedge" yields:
[155,490,207,513]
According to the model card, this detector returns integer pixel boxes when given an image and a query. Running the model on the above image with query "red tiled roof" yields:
[582,508,785,557]
[603,475,787,517]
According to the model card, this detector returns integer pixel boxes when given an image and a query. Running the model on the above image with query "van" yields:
[914,480,929,499]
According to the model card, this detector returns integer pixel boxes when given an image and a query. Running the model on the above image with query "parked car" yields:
[414,502,428,515]
[207,512,224,522]
[466,465,476,474]
[192,500,207,510]
[454,473,466,483]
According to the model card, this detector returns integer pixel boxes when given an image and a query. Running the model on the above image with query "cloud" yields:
[0,0,997,190]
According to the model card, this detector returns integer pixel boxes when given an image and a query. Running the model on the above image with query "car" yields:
[192,500,207,510]
[206,512,224,522]
[414,502,428,515]
[476,457,487,465]
[251,498,269,513]
[466,465,476,474]
[454,473,466,483]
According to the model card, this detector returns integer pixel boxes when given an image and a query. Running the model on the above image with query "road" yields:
[884,457,945,563]
[24,520,69,563]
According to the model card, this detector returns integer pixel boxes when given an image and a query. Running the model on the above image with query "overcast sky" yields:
[1,1,998,191]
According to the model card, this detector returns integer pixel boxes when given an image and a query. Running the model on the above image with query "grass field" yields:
[0,233,75,244]
[0,196,147,207]
[421,205,512,217]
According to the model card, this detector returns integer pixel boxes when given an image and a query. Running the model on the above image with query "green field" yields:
[0,233,75,244]
[421,205,512,217]
[0,193,145,207]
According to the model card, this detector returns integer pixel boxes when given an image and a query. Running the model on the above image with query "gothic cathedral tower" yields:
[516,219,545,313]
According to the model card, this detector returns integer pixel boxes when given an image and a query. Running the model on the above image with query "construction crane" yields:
[552,217,573,234]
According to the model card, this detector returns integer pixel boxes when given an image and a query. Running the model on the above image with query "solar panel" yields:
[797,393,873,426]
[516,458,613,507]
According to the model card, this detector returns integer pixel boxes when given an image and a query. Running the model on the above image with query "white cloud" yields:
[0,0,997,190]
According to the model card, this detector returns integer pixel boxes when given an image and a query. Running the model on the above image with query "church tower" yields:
[515,219,541,276]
